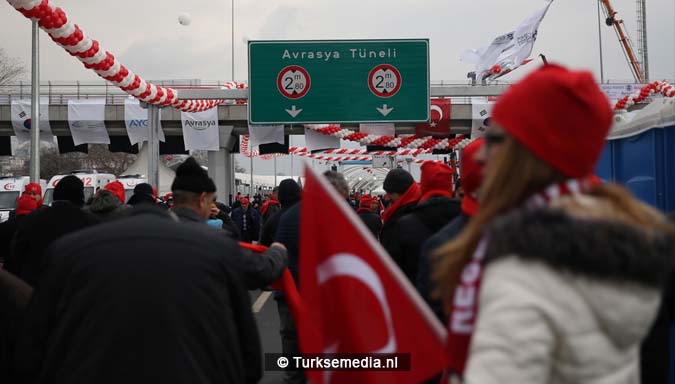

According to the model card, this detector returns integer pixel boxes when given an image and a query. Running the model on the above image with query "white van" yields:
[43,171,116,206]
[115,175,148,203]
[0,176,47,222]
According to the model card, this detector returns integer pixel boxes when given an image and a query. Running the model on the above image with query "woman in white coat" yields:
[435,64,675,384]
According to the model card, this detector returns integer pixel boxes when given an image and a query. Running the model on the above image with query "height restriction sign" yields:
[248,39,429,124]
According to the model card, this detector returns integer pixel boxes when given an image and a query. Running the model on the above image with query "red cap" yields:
[16,193,38,216]
[419,162,454,203]
[24,182,42,196]
[492,64,613,178]
[241,198,250,205]
[104,181,126,203]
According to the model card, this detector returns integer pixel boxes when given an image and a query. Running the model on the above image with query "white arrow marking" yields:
[285,105,303,118]
[376,104,394,117]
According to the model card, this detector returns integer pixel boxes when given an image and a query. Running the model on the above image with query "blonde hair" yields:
[433,137,673,311]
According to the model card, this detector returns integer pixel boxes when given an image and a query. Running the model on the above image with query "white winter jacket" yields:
[464,195,673,384]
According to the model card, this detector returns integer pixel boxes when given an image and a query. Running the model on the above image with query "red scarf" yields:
[381,183,421,224]
[444,177,596,379]
[460,195,479,217]
[260,199,280,216]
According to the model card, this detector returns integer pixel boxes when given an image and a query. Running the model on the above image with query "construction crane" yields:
[599,0,647,83]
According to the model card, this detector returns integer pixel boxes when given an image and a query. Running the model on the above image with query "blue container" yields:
[596,125,675,212]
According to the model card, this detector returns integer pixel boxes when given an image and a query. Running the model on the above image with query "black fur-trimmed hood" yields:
[484,203,675,288]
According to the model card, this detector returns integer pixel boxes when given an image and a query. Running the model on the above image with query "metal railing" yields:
[0,79,504,105]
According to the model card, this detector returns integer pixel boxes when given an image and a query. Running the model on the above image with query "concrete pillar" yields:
[207,125,235,203]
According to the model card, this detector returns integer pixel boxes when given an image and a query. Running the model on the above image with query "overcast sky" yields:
[2,0,674,176]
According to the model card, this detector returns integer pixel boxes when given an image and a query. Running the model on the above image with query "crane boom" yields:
[600,0,645,83]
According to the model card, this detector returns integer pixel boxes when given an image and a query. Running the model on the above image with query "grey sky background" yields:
[2,0,674,176]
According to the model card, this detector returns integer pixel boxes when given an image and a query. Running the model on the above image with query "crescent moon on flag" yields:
[317,253,397,355]
[430,104,443,121]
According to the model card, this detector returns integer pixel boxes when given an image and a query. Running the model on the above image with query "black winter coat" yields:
[12,208,262,384]
[357,210,382,239]
[7,202,99,287]
[173,207,287,289]
[0,214,28,265]
[379,201,417,264]
[418,213,471,323]
[260,203,298,247]
[0,269,32,383]
[390,196,461,283]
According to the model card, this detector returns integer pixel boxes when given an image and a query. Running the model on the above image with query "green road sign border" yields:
[247,38,430,125]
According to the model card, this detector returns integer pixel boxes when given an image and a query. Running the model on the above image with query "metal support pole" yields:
[29,20,40,182]
[274,156,277,186]
[597,0,605,83]
[147,104,160,190]
[231,0,235,81]
[249,154,254,197]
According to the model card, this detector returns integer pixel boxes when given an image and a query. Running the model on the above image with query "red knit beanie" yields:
[460,138,484,216]
[104,181,126,204]
[16,193,38,216]
[492,64,613,178]
[359,195,373,208]
[420,162,454,202]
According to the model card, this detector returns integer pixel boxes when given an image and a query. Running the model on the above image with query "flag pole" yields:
[29,19,40,183]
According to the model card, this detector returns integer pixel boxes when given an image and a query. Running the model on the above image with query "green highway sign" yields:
[248,39,430,124]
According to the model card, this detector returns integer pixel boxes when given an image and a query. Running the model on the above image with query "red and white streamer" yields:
[288,147,432,157]
[303,124,473,151]
[240,135,279,160]
[7,0,245,112]
[614,81,675,110]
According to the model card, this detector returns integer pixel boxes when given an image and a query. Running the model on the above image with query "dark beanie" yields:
[53,175,85,207]
[278,179,301,206]
[133,183,153,195]
[171,157,216,193]
[383,169,414,194]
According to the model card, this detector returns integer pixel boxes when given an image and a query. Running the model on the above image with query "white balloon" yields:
[178,13,192,26]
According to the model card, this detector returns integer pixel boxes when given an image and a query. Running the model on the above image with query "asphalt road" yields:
[251,290,284,384]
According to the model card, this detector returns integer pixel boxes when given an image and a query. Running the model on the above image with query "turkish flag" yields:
[415,98,451,137]
[298,167,449,384]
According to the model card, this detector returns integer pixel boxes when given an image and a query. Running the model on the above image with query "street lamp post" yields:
[30,20,41,182]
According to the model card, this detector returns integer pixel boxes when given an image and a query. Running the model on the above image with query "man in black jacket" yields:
[260,179,301,247]
[12,206,262,384]
[170,157,287,290]
[380,169,420,271]
[7,175,98,287]
[394,162,461,284]
[356,195,382,239]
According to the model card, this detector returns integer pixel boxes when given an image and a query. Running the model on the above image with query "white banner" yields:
[124,98,166,145]
[68,98,109,146]
[305,126,340,152]
[359,123,395,137]
[248,124,284,148]
[599,83,656,102]
[181,108,219,151]
[470,97,495,139]
[462,0,553,81]
[11,97,53,143]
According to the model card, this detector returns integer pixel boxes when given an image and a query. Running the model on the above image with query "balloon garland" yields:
[614,81,675,110]
[303,124,473,151]
[288,147,432,157]
[6,0,241,112]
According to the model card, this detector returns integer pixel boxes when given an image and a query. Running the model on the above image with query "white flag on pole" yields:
[461,0,553,81]
[181,108,220,151]
[470,97,495,139]
[124,98,166,145]
[11,97,53,144]
[68,98,110,146]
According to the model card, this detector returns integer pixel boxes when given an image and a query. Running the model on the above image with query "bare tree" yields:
[0,48,24,86]
[39,145,136,179]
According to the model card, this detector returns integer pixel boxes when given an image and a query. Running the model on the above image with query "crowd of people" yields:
[0,63,674,384]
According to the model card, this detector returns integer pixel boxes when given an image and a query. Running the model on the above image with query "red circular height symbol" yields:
[277,65,311,99]
[368,64,402,98]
